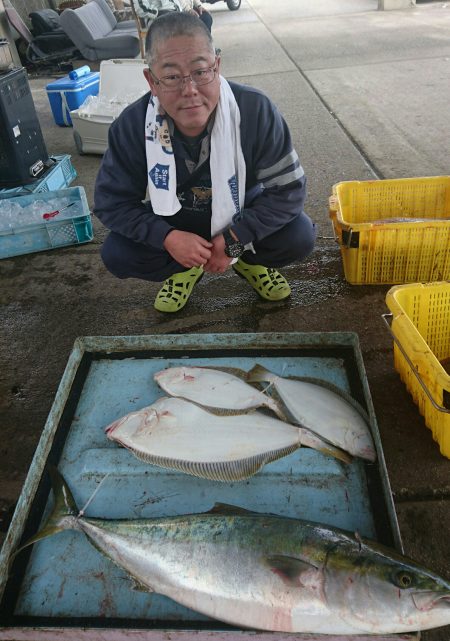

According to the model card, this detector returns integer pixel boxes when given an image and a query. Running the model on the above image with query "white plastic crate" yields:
[71,59,148,155]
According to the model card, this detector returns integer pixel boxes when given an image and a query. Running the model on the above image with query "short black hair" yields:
[145,12,214,66]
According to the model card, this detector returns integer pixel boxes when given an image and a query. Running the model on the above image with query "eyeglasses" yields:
[150,64,218,92]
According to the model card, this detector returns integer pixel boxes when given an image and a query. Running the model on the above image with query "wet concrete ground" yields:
[1,0,450,638]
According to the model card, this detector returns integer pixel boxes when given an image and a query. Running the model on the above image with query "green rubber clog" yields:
[233,258,291,301]
[154,266,204,313]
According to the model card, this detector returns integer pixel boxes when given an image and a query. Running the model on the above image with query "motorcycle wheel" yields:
[226,0,241,10]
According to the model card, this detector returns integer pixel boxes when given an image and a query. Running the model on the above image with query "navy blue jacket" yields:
[93,81,307,249]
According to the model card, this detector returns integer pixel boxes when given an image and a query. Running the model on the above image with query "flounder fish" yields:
[153,365,285,418]
[247,364,376,462]
[105,396,351,482]
[17,468,450,635]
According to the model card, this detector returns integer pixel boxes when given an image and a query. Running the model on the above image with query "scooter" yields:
[203,0,241,11]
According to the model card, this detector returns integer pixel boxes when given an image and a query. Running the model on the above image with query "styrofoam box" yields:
[71,59,148,155]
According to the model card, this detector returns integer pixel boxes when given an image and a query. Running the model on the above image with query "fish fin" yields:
[246,364,274,383]
[245,367,290,421]
[127,446,298,482]
[130,578,154,592]
[176,400,258,417]
[185,446,298,481]
[269,402,289,422]
[208,504,285,518]
[265,555,319,587]
[260,387,291,422]
[207,503,260,515]
[298,428,353,465]
[12,466,78,562]
[201,365,249,380]
[265,404,287,422]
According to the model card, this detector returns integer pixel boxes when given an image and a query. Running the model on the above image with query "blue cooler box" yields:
[46,71,100,127]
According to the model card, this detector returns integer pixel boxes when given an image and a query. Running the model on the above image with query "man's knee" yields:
[100,231,182,281]
[101,233,130,279]
[248,213,316,268]
[295,213,316,261]
[280,213,316,264]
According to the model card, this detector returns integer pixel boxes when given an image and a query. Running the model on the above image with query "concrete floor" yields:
[1,0,450,637]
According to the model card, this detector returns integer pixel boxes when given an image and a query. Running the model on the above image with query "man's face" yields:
[144,34,221,137]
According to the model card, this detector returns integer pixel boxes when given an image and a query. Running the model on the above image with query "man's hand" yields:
[204,234,233,273]
[194,3,207,14]
[163,229,212,268]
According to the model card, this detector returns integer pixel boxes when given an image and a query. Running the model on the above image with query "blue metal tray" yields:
[0,333,416,641]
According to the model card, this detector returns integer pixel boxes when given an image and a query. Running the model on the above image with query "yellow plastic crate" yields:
[385,281,450,458]
[329,176,450,284]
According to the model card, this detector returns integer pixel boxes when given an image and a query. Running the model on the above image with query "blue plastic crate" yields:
[0,186,93,259]
[0,155,77,198]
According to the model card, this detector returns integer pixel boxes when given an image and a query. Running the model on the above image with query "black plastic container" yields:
[0,67,49,187]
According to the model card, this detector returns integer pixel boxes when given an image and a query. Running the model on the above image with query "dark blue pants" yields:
[101,212,316,283]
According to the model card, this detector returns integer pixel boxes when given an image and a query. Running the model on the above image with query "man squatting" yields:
[94,12,316,313]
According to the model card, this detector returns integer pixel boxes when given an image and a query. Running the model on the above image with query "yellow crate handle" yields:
[382,313,450,414]
[328,197,342,243]
[326,219,339,243]
[328,196,356,247]
[328,195,338,212]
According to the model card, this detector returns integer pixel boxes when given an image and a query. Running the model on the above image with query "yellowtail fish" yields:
[105,396,351,482]
[17,469,450,635]
[247,364,376,462]
[153,365,285,418]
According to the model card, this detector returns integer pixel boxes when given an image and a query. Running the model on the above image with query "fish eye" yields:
[394,571,414,589]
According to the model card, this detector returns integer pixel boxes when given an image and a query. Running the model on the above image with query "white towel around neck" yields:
[145,75,246,236]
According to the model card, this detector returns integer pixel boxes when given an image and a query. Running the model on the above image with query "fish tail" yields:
[247,366,288,421]
[269,399,290,422]
[247,364,274,383]
[299,428,352,464]
[13,467,78,559]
